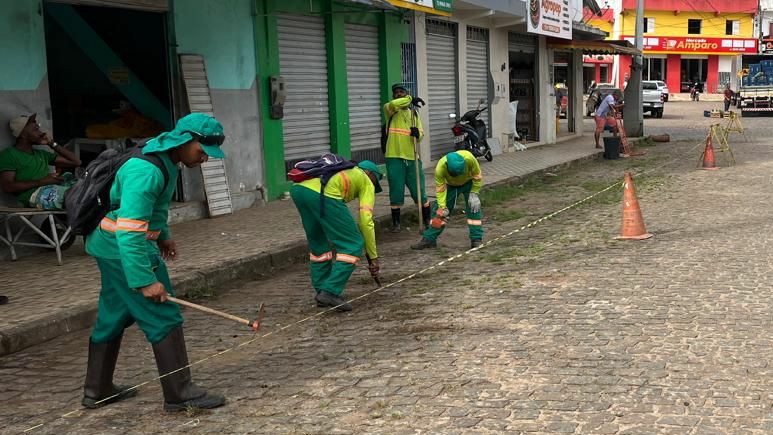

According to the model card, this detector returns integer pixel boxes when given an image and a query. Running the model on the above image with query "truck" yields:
[735,54,773,116]
[642,80,665,118]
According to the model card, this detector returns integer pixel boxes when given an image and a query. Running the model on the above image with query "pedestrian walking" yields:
[81,113,226,412]
[291,160,384,311]
[411,150,484,250]
[724,83,734,112]
[383,83,430,232]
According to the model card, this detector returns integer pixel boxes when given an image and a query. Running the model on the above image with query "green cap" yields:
[357,160,383,193]
[143,113,225,158]
[446,151,465,176]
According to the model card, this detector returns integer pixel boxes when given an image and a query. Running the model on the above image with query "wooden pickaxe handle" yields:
[167,296,265,332]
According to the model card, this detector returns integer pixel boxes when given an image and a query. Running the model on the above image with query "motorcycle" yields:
[690,84,701,101]
[450,99,493,162]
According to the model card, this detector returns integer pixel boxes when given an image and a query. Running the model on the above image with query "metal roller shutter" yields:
[345,23,382,163]
[426,19,458,161]
[466,26,490,131]
[508,32,536,53]
[277,14,331,167]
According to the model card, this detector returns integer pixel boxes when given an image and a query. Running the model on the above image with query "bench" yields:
[0,207,73,265]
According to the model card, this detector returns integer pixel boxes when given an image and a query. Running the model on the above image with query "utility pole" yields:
[623,0,644,137]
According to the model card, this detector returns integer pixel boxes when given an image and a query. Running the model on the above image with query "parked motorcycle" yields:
[690,83,701,101]
[450,99,493,162]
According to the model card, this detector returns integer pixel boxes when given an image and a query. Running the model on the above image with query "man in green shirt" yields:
[383,84,430,232]
[0,114,81,208]
[81,113,226,412]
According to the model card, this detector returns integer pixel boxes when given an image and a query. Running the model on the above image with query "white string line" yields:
[20,138,713,433]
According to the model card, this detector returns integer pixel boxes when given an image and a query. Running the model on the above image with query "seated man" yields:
[0,114,81,209]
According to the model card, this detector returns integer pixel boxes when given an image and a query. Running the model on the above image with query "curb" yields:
[0,151,600,356]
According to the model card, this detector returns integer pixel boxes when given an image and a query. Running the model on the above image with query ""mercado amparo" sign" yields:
[622,36,757,54]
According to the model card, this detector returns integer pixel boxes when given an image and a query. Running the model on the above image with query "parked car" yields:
[586,84,621,116]
[642,80,665,118]
[655,80,669,102]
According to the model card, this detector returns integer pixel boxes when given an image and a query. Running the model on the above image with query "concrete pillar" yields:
[414,13,431,166]
[667,54,681,94]
[572,49,584,135]
[538,37,556,144]
[707,55,719,93]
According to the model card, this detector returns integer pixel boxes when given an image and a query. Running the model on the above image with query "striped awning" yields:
[547,39,641,56]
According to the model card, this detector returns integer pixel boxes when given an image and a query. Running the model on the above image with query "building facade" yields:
[617,0,758,94]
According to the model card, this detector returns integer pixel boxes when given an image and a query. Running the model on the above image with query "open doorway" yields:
[43,2,173,167]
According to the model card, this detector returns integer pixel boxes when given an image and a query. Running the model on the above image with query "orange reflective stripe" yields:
[309,252,333,262]
[116,218,149,232]
[100,218,161,240]
[100,218,117,232]
[359,205,374,214]
[339,171,350,198]
[387,128,412,136]
[467,219,482,226]
[336,253,359,264]
[436,184,447,193]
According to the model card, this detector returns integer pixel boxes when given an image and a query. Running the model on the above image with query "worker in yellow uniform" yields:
[383,83,430,232]
[411,150,483,250]
[291,161,384,311]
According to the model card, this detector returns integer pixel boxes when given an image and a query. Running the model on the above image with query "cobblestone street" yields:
[5,108,773,434]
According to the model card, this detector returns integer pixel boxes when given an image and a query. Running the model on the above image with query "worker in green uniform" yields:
[411,150,484,250]
[383,83,430,232]
[291,161,384,311]
[82,113,226,412]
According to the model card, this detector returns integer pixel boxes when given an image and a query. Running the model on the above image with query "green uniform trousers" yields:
[291,185,364,296]
[91,256,183,344]
[385,157,428,206]
[422,181,484,242]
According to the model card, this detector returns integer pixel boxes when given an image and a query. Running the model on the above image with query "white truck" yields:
[735,54,773,117]
[642,80,665,118]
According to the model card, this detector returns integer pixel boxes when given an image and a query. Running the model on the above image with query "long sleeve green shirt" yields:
[383,96,424,160]
[434,150,483,209]
[298,167,378,259]
[85,153,177,289]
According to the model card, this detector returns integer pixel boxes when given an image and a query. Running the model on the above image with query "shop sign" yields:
[583,55,614,64]
[762,38,773,53]
[387,0,452,16]
[526,0,572,40]
[623,36,757,54]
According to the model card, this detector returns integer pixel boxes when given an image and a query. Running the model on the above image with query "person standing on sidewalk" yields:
[81,113,226,412]
[383,83,430,232]
[411,150,483,250]
[291,161,384,311]
[724,84,734,112]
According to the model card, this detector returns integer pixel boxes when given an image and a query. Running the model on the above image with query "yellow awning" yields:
[386,0,452,17]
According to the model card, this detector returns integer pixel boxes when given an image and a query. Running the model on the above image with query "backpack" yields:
[65,144,169,236]
[287,153,355,216]
[380,113,396,154]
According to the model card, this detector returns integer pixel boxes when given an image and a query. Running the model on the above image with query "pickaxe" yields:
[167,296,265,332]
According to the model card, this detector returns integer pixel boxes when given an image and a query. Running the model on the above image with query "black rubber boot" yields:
[390,208,401,233]
[421,204,432,229]
[315,291,353,312]
[470,239,483,249]
[82,334,138,409]
[411,238,437,250]
[152,327,226,412]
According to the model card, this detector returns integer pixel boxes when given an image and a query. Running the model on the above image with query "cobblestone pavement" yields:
[0,137,599,355]
[3,120,773,434]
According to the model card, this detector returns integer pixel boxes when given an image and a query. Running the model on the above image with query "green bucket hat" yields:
[143,113,226,158]
[357,160,384,193]
[446,151,465,177]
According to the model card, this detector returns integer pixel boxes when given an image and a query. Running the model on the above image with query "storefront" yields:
[583,54,614,90]
[508,32,538,141]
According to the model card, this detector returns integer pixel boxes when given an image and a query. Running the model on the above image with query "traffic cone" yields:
[614,172,653,240]
[701,134,719,170]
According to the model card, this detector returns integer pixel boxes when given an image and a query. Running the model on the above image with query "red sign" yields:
[622,36,757,54]
[763,39,773,53]
[583,55,614,64]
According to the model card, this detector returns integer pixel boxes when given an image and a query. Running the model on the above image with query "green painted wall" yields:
[255,0,409,199]
[0,0,47,91]
[174,0,257,90]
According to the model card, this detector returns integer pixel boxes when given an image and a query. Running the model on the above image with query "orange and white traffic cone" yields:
[701,134,719,170]
[614,172,653,240]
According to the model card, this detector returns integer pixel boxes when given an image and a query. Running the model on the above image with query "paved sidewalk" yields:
[0,137,601,356]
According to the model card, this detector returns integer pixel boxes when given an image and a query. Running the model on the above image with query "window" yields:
[726,20,740,36]
[644,17,655,33]
[688,19,702,34]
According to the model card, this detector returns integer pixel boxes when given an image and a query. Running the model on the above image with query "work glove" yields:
[410,127,420,138]
[367,258,380,278]
[468,192,481,213]
[411,97,426,108]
